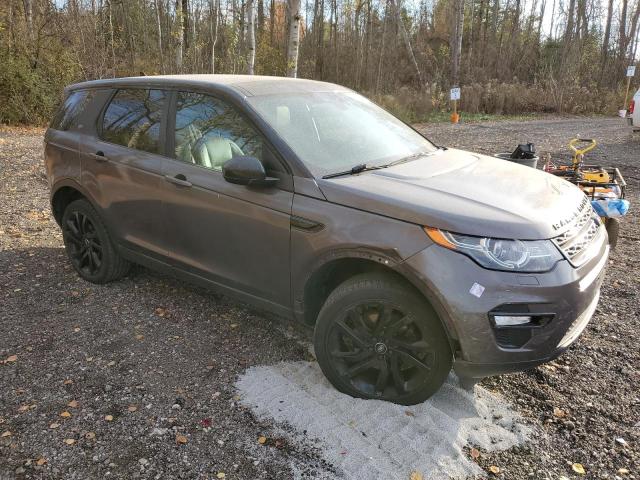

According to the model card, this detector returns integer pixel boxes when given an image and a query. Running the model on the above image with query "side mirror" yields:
[222,156,278,187]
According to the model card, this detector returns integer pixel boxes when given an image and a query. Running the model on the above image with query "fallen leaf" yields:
[405,410,415,417]
[67,400,79,408]
[5,355,17,363]
[176,434,188,444]
[201,418,212,428]
[572,463,586,475]
[489,465,500,475]
[64,438,75,445]
[86,432,96,440]
[49,423,60,429]
[63,379,73,385]
[258,436,267,444]
[128,405,138,412]
[135,334,144,340]
[1,431,11,437]
[36,457,47,466]
[216,473,226,479]
[18,404,34,412]
[60,411,72,418]
[470,447,480,459]
[154,307,166,317]
[104,415,114,422]
[410,471,424,480]
[553,407,566,418]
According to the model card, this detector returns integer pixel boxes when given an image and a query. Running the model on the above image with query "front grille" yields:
[552,207,604,266]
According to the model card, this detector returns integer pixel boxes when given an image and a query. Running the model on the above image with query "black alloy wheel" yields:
[63,210,103,276]
[314,273,452,405]
[328,302,436,399]
[61,199,130,284]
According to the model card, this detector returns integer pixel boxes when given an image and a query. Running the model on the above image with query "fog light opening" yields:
[493,315,533,326]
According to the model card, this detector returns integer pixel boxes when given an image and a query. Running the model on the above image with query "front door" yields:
[161,90,293,308]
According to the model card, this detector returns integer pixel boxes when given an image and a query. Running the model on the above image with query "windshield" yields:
[247,91,438,177]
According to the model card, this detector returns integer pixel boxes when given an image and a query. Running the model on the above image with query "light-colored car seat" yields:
[193,135,244,170]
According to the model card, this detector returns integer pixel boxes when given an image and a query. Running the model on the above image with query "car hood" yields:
[316,148,588,240]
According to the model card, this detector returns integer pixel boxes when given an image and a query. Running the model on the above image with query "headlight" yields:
[424,227,562,272]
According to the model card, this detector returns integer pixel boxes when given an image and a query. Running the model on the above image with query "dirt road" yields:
[1,117,638,479]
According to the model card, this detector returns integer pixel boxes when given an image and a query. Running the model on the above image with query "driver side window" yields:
[174,91,264,172]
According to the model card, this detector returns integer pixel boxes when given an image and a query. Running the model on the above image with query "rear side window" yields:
[101,89,166,154]
[50,90,93,131]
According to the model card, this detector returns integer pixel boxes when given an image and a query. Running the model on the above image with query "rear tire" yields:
[605,217,620,250]
[61,199,130,284]
[313,273,452,405]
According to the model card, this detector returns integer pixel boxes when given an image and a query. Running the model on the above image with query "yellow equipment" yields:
[567,138,610,183]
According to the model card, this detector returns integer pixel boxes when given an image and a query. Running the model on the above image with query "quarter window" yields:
[174,92,265,171]
[101,89,166,154]
[50,90,94,131]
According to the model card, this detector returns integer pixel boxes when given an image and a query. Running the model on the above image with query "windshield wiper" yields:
[322,163,383,179]
[321,150,438,179]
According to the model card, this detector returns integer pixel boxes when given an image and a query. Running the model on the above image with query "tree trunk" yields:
[390,0,424,87]
[618,0,628,59]
[286,0,301,77]
[176,0,184,71]
[210,0,219,72]
[23,0,33,42]
[602,0,614,56]
[627,1,640,60]
[314,0,325,78]
[257,0,265,36]
[449,0,464,86]
[375,0,389,93]
[154,0,164,73]
[247,0,256,74]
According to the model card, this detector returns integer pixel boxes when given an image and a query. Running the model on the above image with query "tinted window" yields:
[50,90,93,131]
[174,92,267,172]
[102,89,166,154]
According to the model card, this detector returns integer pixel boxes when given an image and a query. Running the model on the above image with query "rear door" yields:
[45,90,95,186]
[160,90,293,308]
[79,88,170,260]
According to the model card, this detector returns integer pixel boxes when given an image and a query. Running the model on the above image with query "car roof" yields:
[68,74,351,97]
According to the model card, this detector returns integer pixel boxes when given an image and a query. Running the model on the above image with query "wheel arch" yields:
[50,180,94,226]
[300,254,460,354]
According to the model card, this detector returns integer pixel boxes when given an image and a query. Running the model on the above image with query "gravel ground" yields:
[1,117,639,479]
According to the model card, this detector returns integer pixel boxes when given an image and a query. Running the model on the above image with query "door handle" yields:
[164,174,193,187]
[92,150,108,162]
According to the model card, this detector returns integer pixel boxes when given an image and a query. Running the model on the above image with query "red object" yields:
[629,99,635,115]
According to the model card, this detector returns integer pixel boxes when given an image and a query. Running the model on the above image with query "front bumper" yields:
[403,234,608,379]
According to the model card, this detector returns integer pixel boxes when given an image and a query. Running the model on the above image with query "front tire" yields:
[61,199,130,284]
[314,273,452,405]
[605,217,620,249]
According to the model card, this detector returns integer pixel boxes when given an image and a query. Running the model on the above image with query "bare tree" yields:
[154,0,164,73]
[390,0,424,87]
[247,0,256,74]
[286,0,301,77]
[450,0,464,86]
[176,0,184,71]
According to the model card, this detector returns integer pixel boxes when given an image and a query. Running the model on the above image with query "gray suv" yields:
[45,75,608,405]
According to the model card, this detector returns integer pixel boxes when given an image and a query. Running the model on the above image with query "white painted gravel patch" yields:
[237,361,532,479]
